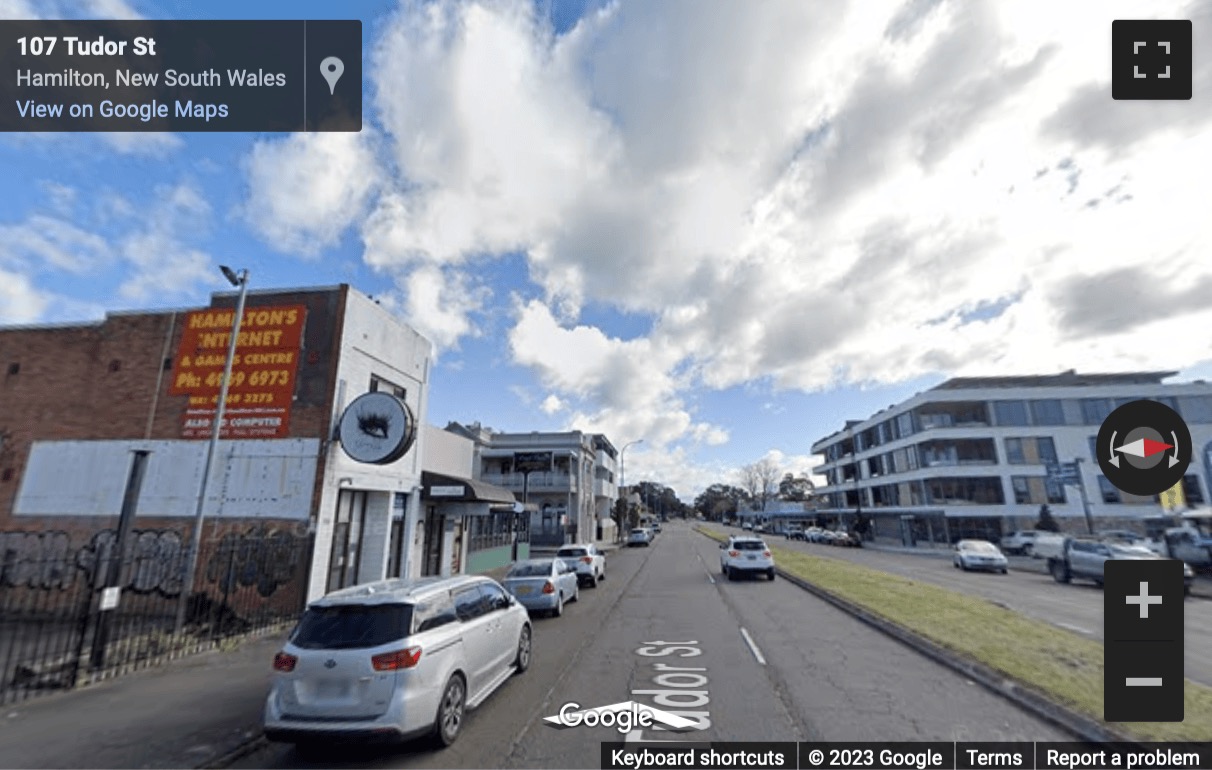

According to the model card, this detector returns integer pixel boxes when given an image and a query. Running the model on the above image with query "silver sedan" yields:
[953,539,1009,573]
[502,558,580,617]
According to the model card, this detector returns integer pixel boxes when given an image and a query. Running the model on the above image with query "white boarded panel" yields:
[14,439,320,519]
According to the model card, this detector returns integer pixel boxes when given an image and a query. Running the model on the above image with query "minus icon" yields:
[1126,677,1163,686]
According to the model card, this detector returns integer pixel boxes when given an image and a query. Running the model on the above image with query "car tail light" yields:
[273,652,297,672]
[763,551,771,557]
[581,556,593,564]
[729,550,739,557]
[372,646,423,671]
[542,581,555,594]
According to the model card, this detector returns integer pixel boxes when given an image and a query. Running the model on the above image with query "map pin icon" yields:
[320,56,344,95]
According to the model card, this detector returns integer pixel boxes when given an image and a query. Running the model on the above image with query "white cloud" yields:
[117,183,214,300]
[242,132,382,257]
[240,0,1212,474]
[540,394,565,415]
[0,268,49,323]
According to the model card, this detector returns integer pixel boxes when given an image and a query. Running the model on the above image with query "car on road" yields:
[627,528,652,547]
[742,522,754,531]
[953,539,1009,573]
[555,543,606,587]
[785,525,805,540]
[832,531,862,547]
[652,521,662,533]
[502,558,579,617]
[999,530,1041,556]
[1097,529,1145,545]
[1049,537,1195,594]
[264,574,531,750]
[719,535,775,581]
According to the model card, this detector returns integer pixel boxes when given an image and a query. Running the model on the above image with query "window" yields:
[1183,475,1205,504]
[993,401,1029,426]
[1005,438,1024,464]
[1082,399,1113,425]
[413,595,458,633]
[291,604,412,649]
[454,587,487,621]
[1030,400,1066,426]
[1012,476,1066,505]
[896,411,915,438]
[1177,396,1212,424]
[1098,476,1120,504]
[925,477,1005,505]
[478,583,511,612]
[369,375,406,399]
[1088,436,1099,461]
[1004,437,1056,465]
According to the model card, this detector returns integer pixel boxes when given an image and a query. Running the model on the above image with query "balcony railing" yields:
[481,472,577,492]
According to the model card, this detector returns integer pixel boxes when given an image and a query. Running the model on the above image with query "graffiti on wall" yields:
[203,527,308,598]
[0,526,308,598]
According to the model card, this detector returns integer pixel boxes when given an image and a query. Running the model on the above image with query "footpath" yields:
[0,551,614,769]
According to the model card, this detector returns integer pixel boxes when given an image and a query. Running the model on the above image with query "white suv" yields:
[719,536,775,581]
[555,543,606,587]
[264,575,531,749]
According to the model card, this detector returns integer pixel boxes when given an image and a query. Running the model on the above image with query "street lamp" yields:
[175,266,250,634]
[619,439,643,539]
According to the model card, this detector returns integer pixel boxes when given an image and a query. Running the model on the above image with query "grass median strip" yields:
[698,526,1212,741]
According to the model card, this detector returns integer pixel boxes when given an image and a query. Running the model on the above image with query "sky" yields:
[3,0,1212,501]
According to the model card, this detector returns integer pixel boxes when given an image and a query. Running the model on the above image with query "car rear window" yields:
[734,540,767,551]
[291,604,413,650]
[558,548,587,557]
[508,561,554,577]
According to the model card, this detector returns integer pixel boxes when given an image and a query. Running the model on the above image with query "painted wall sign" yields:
[170,304,307,439]
[429,485,465,497]
[337,392,416,465]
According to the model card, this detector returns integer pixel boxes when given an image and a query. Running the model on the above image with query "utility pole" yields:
[175,266,249,635]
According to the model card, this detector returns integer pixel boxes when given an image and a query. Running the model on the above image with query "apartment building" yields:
[445,424,620,546]
[810,371,1212,543]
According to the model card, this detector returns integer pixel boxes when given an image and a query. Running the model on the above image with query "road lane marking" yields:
[695,551,716,583]
[739,627,766,665]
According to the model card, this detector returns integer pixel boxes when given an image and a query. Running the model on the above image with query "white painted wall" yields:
[308,288,433,601]
[421,424,475,477]
[15,439,319,519]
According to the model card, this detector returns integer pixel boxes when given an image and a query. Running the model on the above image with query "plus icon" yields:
[1112,20,1192,100]
[1126,581,1163,619]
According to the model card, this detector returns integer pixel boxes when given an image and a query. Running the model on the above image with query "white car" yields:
[264,575,531,749]
[555,543,606,587]
[627,528,651,547]
[954,539,1009,573]
[999,530,1040,556]
[719,536,775,581]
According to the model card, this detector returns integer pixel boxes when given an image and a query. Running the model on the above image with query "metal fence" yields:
[0,527,313,705]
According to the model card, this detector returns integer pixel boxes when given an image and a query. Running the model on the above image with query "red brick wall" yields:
[0,286,348,531]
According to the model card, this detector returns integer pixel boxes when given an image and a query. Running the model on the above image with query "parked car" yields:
[502,558,579,617]
[719,536,775,581]
[817,530,838,544]
[999,530,1041,556]
[1049,537,1195,594]
[1097,529,1144,545]
[742,522,754,531]
[555,543,606,587]
[652,522,662,533]
[953,539,1009,573]
[833,531,863,547]
[1029,532,1067,560]
[264,575,531,749]
[805,527,824,542]
[785,525,805,540]
[627,528,652,547]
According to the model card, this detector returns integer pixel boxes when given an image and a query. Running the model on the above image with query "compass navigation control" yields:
[1096,399,1191,496]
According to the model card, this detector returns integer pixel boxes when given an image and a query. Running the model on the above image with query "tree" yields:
[611,497,629,541]
[693,484,751,521]
[739,458,780,512]
[1034,504,1060,532]
[778,473,815,502]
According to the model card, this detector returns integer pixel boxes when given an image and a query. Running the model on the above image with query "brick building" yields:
[0,283,438,608]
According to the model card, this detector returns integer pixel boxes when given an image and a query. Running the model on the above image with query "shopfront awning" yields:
[421,471,517,504]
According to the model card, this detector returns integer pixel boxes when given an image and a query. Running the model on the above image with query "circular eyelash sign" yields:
[337,391,416,464]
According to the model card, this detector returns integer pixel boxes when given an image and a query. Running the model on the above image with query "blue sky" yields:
[4,0,1212,499]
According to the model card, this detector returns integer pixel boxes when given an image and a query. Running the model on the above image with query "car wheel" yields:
[514,624,532,674]
[433,674,466,747]
[1022,544,1033,557]
[572,582,580,602]
[588,573,598,589]
[725,566,735,581]
[552,593,564,617]
[1000,568,1008,575]
[767,569,775,581]
[1050,560,1071,584]
[953,560,959,569]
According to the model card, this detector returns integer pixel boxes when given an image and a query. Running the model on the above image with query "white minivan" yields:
[264,575,531,749]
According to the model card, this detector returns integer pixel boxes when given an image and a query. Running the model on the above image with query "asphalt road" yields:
[756,530,1212,686]
[232,521,1065,769]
